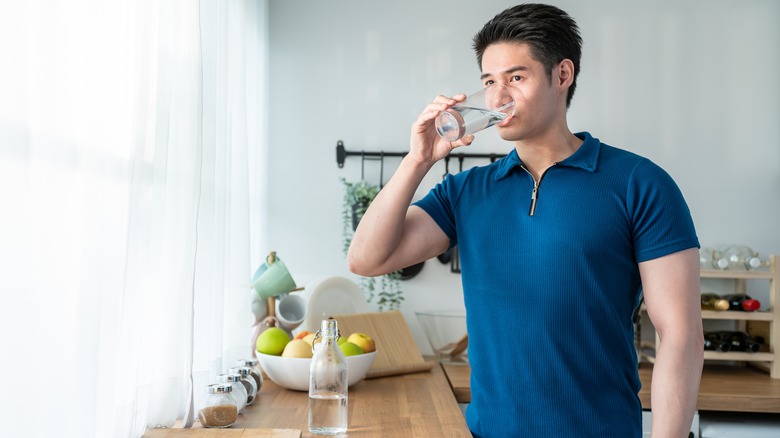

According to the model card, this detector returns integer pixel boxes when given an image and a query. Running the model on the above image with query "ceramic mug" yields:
[275,293,307,332]
[251,251,297,300]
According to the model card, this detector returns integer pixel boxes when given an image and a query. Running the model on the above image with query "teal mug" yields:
[251,251,297,300]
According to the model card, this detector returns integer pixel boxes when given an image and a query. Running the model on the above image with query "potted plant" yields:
[341,178,404,311]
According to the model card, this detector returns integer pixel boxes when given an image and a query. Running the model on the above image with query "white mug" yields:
[275,293,307,332]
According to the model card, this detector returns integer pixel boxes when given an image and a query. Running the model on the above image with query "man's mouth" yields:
[498,114,514,127]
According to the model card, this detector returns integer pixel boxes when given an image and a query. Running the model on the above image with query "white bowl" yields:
[415,310,468,363]
[256,350,377,391]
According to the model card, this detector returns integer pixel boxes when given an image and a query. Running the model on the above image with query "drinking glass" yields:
[435,84,515,141]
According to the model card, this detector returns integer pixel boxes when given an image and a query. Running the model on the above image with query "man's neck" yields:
[514,127,582,181]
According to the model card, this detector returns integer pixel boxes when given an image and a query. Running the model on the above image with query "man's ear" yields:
[557,59,575,88]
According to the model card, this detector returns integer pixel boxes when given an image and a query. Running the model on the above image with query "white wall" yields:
[264,0,780,354]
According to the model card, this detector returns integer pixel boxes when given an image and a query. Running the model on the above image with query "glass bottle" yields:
[703,332,731,352]
[236,358,264,393]
[700,293,730,311]
[198,383,238,428]
[720,245,765,271]
[723,294,761,312]
[718,331,761,352]
[229,366,258,406]
[308,318,348,435]
[217,373,248,413]
[700,246,728,270]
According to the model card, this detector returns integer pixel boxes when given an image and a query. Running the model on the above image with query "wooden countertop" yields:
[639,364,780,413]
[440,362,780,413]
[145,360,471,437]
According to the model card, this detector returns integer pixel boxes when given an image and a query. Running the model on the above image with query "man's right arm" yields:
[348,93,473,277]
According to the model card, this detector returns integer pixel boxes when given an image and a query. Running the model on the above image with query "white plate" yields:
[302,276,368,332]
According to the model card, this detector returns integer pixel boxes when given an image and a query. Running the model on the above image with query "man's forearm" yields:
[650,333,703,437]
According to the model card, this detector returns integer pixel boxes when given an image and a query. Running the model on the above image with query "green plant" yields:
[340,178,380,254]
[340,178,404,311]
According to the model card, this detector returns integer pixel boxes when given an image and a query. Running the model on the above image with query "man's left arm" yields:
[640,247,703,438]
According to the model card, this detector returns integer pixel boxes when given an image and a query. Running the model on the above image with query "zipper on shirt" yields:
[520,163,557,216]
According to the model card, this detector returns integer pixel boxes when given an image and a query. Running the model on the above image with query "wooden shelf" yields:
[645,255,779,378]
[701,310,774,321]
[704,351,774,362]
[701,269,773,280]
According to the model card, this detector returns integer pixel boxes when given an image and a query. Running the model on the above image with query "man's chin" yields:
[497,127,521,142]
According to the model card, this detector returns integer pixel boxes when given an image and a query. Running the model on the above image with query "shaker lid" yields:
[208,383,233,394]
[229,366,250,376]
[236,358,259,366]
[217,373,241,383]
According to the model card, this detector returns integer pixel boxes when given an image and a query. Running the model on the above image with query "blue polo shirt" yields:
[414,132,699,437]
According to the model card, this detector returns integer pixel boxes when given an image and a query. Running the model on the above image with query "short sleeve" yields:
[413,175,459,249]
[627,159,699,263]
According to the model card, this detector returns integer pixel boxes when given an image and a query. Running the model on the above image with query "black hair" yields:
[473,3,582,108]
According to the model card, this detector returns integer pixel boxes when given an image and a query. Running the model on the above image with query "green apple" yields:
[256,327,291,356]
[339,341,365,357]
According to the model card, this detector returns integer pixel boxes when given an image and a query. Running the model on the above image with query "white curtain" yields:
[0,1,268,437]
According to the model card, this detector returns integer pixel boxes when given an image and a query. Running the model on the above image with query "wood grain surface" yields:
[145,360,470,437]
[639,364,780,412]
[443,362,780,413]
[333,311,434,378]
[143,429,300,437]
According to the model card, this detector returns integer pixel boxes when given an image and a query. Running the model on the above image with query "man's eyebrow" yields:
[480,65,528,80]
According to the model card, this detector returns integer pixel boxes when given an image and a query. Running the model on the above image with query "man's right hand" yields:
[407,94,475,166]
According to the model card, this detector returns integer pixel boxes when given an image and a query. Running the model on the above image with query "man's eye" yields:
[510,75,523,82]
[484,79,495,86]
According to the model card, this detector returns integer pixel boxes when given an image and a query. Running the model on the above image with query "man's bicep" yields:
[389,206,451,269]
[639,248,701,335]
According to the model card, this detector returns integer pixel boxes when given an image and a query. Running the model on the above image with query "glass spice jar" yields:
[229,366,258,405]
[236,358,264,393]
[198,383,238,428]
[217,373,248,413]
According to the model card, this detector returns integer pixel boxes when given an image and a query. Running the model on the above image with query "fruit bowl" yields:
[256,350,377,391]
[415,310,468,364]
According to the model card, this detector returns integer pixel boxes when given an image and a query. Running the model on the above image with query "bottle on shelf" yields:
[722,294,761,312]
[700,293,730,311]
[719,245,769,271]
[704,332,731,352]
[714,331,762,352]
[700,246,729,270]
[309,318,348,435]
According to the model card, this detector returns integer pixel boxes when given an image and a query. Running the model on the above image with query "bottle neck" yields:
[319,319,340,340]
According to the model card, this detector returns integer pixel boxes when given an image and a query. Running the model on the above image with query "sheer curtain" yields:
[0,1,268,437]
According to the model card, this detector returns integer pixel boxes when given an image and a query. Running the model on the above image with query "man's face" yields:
[480,42,563,142]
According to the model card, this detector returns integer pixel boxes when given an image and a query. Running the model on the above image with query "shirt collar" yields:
[494,131,600,180]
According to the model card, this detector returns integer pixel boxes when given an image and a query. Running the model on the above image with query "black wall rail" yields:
[335,140,506,169]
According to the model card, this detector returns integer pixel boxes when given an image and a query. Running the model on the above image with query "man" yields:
[348,3,702,437]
